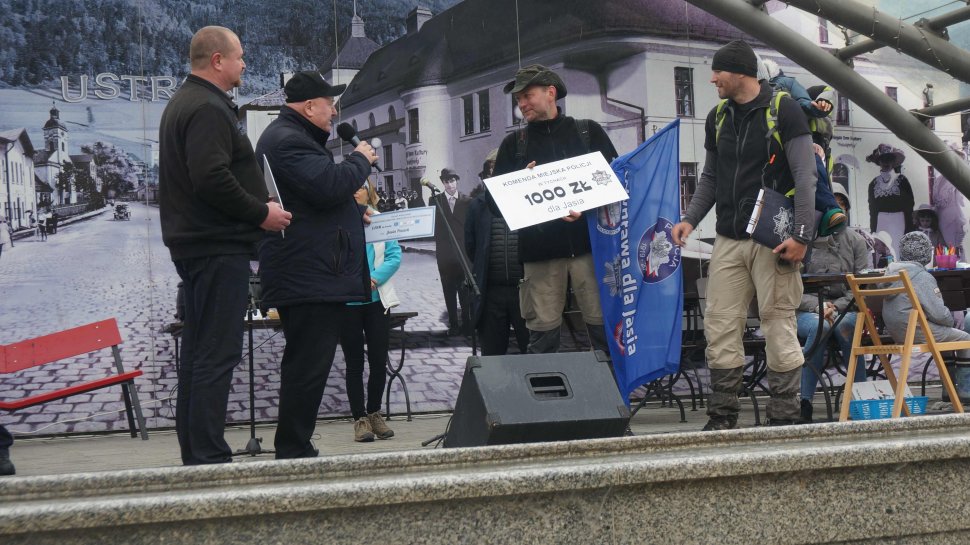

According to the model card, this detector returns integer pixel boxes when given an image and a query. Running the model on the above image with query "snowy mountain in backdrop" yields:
[0,0,461,94]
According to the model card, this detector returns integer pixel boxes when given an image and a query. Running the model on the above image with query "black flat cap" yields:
[502,64,567,99]
[284,71,346,103]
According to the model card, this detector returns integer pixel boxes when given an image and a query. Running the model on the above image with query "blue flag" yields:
[588,119,682,401]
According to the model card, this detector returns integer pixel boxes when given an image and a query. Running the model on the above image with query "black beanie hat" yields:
[712,40,758,77]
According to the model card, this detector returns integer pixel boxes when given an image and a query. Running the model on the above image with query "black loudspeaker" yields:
[443,352,631,448]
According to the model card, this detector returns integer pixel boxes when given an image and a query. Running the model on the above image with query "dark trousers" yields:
[174,255,250,465]
[480,284,529,356]
[275,302,343,459]
[439,264,469,329]
[0,424,12,453]
[339,301,390,419]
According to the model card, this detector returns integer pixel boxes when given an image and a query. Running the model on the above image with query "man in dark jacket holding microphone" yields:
[255,71,378,459]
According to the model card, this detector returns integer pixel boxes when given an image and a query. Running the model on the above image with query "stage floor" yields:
[8,401,698,477]
[7,387,953,477]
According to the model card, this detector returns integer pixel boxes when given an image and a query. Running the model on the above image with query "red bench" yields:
[0,318,148,440]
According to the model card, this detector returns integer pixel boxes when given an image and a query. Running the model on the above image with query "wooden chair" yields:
[841,271,966,421]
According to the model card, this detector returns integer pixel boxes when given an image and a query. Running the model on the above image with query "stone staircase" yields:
[4,414,970,544]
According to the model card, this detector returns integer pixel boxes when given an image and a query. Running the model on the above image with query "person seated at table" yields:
[796,173,870,423]
[339,182,401,442]
[883,232,970,365]
[871,230,896,269]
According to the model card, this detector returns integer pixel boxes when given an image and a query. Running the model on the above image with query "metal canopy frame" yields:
[684,0,970,200]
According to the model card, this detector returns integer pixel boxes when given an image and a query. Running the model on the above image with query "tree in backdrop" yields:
[81,142,137,201]
[54,161,78,204]
[55,160,104,210]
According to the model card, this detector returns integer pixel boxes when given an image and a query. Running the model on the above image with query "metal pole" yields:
[834,7,970,63]
[911,97,970,120]
[684,0,970,200]
[922,6,970,31]
[783,0,970,83]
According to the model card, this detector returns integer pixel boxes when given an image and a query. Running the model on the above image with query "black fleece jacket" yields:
[493,112,617,263]
[683,81,817,243]
[159,75,269,260]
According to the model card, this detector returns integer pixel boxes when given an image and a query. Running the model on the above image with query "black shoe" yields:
[623,426,635,437]
[0,452,15,476]
[702,414,739,431]
[447,325,460,336]
[800,399,814,423]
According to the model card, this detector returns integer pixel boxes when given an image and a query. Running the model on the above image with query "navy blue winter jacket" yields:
[255,107,373,308]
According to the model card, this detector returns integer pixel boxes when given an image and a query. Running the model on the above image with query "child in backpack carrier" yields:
[758,57,846,237]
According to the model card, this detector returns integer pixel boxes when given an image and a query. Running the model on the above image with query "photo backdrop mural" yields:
[0,0,966,435]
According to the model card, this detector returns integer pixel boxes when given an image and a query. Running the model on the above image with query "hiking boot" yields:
[701,414,739,431]
[766,368,801,422]
[354,418,375,442]
[0,452,14,476]
[367,412,395,440]
[800,399,814,424]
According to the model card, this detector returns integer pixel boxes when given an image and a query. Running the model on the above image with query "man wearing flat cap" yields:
[493,64,618,355]
[432,167,471,336]
[159,26,292,465]
[255,70,379,459]
[672,40,818,430]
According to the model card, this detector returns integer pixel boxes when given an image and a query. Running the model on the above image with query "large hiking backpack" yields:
[713,91,793,197]
[714,90,788,150]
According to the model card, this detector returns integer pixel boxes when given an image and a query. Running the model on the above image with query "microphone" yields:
[420,178,440,195]
[336,122,382,172]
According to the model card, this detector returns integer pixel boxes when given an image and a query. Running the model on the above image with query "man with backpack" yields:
[492,64,618,354]
[672,40,818,429]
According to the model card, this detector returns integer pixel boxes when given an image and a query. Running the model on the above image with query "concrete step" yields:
[3,414,970,544]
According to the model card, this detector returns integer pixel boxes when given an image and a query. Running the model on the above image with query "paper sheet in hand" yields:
[365,206,436,243]
[483,152,629,231]
[263,155,283,209]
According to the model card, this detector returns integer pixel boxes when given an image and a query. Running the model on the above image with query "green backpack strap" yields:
[764,90,788,150]
[714,99,729,144]
[775,91,796,199]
